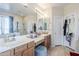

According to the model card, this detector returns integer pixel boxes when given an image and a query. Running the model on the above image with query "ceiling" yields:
[0,3,67,16]
[0,3,36,16]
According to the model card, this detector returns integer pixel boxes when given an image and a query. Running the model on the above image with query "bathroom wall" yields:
[50,4,79,50]
[64,4,79,50]
[49,4,79,50]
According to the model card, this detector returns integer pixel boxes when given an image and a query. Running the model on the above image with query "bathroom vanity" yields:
[0,33,51,56]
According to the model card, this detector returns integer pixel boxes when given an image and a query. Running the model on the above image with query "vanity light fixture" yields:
[34,8,43,16]
[34,7,48,17]
[44,14,48,18]
[35,8,43,14]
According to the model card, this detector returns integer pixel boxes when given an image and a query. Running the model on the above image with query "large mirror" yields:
[0,3,49,37]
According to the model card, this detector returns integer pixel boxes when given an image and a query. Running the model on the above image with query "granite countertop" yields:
[0,33,50,53]
[0,36,34,53]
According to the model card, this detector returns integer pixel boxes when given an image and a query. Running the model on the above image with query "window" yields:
[0,17,2,34]
[4,16,9,34]
[0,16,13,34]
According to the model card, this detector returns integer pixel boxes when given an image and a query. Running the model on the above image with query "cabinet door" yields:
[44,35,51,49]
[44,38,48,48]
[22,50,28,56]
[14,50,22,56]
[23,41,35,56]
[0,51,10,56]
[0,49,14,56]
[27,47,34,56]
[14,44,27,56]
[47,35,51,48]
[23,47,34,56]
[27,41,35,48]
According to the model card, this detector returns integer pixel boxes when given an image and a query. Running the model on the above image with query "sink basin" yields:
[26,34,40,39]
[4,37,16,43]
[0,35,33,48]
[0,36,27,47]
[0,41,18,47]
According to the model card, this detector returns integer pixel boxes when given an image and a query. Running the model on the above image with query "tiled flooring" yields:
[48,46,71,56]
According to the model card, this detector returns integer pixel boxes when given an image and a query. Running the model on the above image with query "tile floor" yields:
[48,46,74,56]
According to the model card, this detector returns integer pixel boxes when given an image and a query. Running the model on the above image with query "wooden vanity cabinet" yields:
[23,41,35,56]
[0,49,14,56]
[14,41,35,56]
[44,35,51,49]
[0,41,35,56]
[14,44,28,56]
[23,47,34,56]
[27,41,35,56]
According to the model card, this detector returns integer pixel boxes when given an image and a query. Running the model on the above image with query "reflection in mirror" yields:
[16,21,19,32]
[0,3,49,38]
[0,16,13,35]
[44,22,47,30]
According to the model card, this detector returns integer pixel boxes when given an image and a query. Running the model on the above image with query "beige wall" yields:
[64,4,79,16]
[51,4,79,50]
[64,4,79,50]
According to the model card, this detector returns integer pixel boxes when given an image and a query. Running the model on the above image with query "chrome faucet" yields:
[4,34,16,42]
[4,35,9,42]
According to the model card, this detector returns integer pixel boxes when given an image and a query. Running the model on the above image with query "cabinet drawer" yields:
[44,35,51,49]
[27,41,35,48]
[15,44,27,52]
